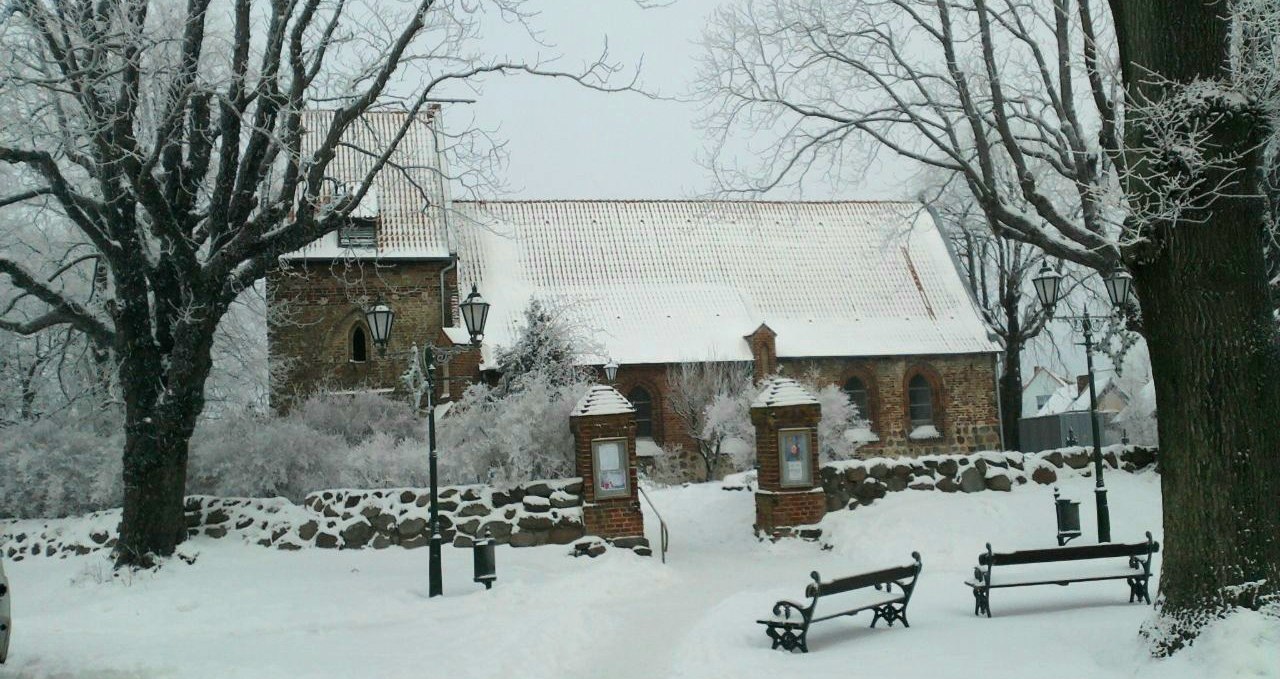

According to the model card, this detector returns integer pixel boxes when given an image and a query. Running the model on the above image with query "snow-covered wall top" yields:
[453,200,999,366]
[573,384,635,417]
[751,376,819,409]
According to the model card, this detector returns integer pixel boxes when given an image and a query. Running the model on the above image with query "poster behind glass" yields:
[593,438,629,499]
[778,429,812,487]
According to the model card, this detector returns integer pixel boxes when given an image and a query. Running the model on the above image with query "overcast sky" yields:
[441,0,918,200]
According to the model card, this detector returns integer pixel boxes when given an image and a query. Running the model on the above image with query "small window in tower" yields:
[351,325,368,363]
[629,387,653,438]
[338,217,378,248]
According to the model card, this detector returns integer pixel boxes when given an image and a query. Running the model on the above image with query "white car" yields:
[0,557,9,663]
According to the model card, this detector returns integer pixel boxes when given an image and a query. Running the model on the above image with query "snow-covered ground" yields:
[2,472,1276,678]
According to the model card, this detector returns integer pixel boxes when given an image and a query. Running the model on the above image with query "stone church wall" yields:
[267,259,461,411]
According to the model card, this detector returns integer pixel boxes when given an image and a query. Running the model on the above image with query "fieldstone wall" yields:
[1,478,585,561]
[819,445,1158,512]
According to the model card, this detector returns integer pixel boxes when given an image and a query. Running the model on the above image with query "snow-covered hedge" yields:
[0,392,432,519]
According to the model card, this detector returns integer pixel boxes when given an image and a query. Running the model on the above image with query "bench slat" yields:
[809,589,905,621]
[966,564,1145,588]
[816,563,917,596]
[981,541,1157,566]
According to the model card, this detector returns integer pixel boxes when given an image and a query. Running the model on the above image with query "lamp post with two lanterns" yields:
[365,284,491,597]
[1031,264,1133,543]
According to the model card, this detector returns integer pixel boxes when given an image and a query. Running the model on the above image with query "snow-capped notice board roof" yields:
[573,385,636,417]
[454,200,998,365]
[284,109,454,261]
[751,377,819,409]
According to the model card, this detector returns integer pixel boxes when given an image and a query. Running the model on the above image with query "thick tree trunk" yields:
[1134,208,1280,650]
[112,318,215,567]
[1112,0,1280,652]
[116,416,191,566]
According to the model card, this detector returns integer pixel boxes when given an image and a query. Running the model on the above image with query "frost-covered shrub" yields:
[807,382,873,463]
[0,411,123,518]
[187,410,349,501]
[436,372,588,485]
[344,433,431,488]
[291,391,423,446]
[435,298,594,485]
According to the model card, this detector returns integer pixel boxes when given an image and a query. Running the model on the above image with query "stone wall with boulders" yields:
[819,445,1158,512]
[1,477,586,562]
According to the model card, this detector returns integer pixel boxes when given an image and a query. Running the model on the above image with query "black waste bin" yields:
[1054,487,1081,546]
[473,534,496,590]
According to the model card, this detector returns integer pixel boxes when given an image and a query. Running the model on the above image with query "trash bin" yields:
[1,557,10,664]
[473,532,496,590]
[1054,487,1081,546]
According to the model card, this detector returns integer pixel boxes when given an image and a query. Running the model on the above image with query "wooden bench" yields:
[965,532,1159,617]
[757,552,922,653]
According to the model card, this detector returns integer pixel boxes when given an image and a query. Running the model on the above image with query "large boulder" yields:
[843,466,869,483]
[936,477,960,493]
[340,522,373,549]
[937,459,959,477]
[1032,465,1058,485]
[985,473,1013,492]
[959,466,986,493]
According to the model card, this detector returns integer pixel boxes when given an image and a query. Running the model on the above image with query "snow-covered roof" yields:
[452,200,999,366]
[284,109,453,261]
[1035,377,1128,416]
[751,377,819,409]
[1023,366,1069,391]
[572,385,636,417]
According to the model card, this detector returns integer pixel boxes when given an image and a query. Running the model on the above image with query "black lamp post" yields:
[1033,263,1133,543]
[366,285,490,597]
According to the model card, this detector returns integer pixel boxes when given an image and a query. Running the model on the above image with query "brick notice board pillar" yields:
[751,377,826,539]
[571,385,648,550]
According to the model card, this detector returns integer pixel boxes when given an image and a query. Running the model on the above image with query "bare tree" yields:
[699,0,1280,649]
[926,176,1054,450]
[0,0,636,567]
[665,361,754,481]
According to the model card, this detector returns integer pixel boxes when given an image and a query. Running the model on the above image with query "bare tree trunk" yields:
[1000,295,1023,450]
[1112,0,1280,651]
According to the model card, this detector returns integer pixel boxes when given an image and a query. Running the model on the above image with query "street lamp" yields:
[458,285,490,346]
[369,285,490,597]
[1033,263,1133,543]
[366,300,395,355]
[603,358,619,382]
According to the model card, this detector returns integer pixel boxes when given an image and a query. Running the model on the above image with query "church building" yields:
[268,109,1003,458]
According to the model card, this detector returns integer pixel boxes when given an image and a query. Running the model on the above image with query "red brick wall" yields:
[755,490,827,533]
[782,354,1002,456]
[570,411,645,540]
[607,353,1000,459]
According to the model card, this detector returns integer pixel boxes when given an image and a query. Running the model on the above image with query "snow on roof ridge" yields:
[751,376,819,409]
[573,384,636,417]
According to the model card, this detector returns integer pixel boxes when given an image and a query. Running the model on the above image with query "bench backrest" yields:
[807,552,922,598]
[980,533,1158,567]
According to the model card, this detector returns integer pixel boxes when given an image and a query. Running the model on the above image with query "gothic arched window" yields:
[350,324,368,363]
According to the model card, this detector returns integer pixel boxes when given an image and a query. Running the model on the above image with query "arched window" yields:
[629,386,653,438]
[843,377,870,420]
[908,375,933,427]
[351,325,368,363]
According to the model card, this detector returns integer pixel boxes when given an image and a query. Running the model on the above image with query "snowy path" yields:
[1,473,1277,679]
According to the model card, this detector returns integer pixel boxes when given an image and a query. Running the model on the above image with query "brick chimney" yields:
[745,323,778,384]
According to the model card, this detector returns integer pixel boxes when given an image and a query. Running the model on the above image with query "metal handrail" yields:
[637,484,669,563]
